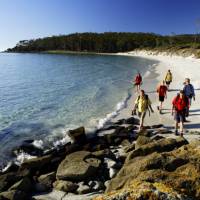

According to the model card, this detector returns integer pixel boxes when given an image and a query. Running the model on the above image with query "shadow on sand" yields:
[189,109,200,113]
[185,123,200,129]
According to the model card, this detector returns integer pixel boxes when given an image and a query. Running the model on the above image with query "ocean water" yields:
[0,53,157,166]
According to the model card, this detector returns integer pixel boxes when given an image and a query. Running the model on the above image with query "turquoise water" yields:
[0,53,157,165]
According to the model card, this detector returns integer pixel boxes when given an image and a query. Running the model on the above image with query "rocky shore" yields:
[0,114,199,200]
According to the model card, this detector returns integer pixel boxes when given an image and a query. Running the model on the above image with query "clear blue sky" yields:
[0,0,200,51]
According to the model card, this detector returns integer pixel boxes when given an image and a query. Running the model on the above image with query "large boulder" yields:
[20,154,52,171]
[126,137,188,162]
[8,177,32,193]
[77,182,92,194]
[0,168,30,193]
[101,141,200,199]
[0,190,28,200]
[103,126,133,145]
[37,172,56,191]
[135,135,151,149]
[56,151,101,181]
[68,127,87,144]
[53,180,78,192]
[0,173,22,193]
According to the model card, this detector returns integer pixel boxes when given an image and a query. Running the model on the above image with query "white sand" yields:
[114,50,200,141]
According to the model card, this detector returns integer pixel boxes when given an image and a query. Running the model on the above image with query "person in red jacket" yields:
[172,90,189,137]
[134,73,142,92]
[156,81,168,114]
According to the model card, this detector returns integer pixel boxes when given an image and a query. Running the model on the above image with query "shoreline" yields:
[1,50,200,200]
[2,50,200,171]
[116,50,200,140]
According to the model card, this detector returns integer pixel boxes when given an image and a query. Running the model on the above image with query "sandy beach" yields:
[115,50,200,142]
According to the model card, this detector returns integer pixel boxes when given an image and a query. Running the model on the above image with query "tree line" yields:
[6,32,200,53]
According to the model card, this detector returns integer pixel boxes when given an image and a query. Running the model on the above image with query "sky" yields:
[0,0,200,51]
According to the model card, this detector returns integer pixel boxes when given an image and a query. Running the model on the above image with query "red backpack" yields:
[173,95,189,111]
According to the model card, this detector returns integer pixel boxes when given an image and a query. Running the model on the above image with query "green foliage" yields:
[6,32,200,53]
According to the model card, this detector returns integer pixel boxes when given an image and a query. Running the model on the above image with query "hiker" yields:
[171,90,189,136]
[133,90,154,131]
[134,73,142,93]
[156,81,168,114]
[183,78,195,118]
[165,70,172,89]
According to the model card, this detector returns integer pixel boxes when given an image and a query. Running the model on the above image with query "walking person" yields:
[133,90,154,131]
[156,81,168,114]
[171,90,189,137]
[183,78,195,117]
[165,70,172,89]
[134,72,142,93]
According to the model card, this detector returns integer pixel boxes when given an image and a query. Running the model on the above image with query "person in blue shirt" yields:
[183,78,195,118]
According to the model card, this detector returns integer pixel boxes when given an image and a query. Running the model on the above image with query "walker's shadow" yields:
[164,125,174,130]
[189,109,200,113]
[185,123,200,129]
[168,89,180,92]
[146,91,156,94]
[145,88,200,94]
[161,112,171,115]
[189,114,200,116]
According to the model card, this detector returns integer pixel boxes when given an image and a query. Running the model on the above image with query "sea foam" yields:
[97,94,130,129]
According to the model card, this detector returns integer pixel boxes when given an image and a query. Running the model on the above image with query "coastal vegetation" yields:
[6,32,200,56]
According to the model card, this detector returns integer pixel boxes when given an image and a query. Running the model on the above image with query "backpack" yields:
[173,95,188,111]
[136,94,149,109]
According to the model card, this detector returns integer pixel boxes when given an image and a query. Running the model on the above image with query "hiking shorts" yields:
[174,111,184,123]
[165,81,171,85]
[135,82,141,86]
[159,96,165,102]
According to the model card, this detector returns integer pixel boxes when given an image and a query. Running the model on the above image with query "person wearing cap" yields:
[172,90,189,136]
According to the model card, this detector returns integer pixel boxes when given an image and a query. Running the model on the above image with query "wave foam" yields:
[53,136,70,147]
[143,70,151,78]
[14,151,37,166]
[97,96,129,129]
[32,140,44,149]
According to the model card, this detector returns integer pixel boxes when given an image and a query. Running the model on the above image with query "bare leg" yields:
[175,122,178,135]
[160,102,163,110]
[139,112,146,130]
[137,85,140,93]
[179,122,184,136]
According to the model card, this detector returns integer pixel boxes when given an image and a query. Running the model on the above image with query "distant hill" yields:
[6,32,200,53]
